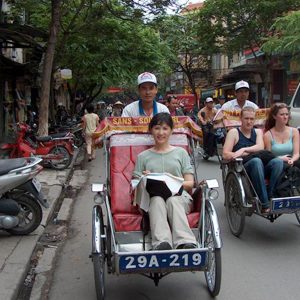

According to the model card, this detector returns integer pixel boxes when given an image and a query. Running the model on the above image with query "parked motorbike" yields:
[0,123,75,170]
[0,157,48,235]
[49,119,84,148]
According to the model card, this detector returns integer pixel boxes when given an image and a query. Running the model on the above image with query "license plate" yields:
[118,250,207,273]
[271,196,300,212]
[32,177,42,192]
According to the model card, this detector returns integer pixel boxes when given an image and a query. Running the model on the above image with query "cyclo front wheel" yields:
[291,188,300,225]
[225,172,245,237]
[203,204,221,297]
[92,206,106,300]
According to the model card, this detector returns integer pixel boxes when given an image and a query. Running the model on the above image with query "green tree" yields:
[262,11,300,59]
[60,13,172,112]
[198,0,300,58]
[154,12,214,101]
[7,0,177,134]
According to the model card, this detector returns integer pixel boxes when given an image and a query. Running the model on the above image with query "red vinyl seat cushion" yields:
[109,134,201,231]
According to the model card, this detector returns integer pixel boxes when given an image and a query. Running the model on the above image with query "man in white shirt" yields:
[221,80,258,111]
[122,72,169,117]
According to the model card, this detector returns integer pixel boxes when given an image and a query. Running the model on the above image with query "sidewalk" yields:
[0,158,77,300]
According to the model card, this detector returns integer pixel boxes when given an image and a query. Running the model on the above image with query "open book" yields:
[131,173,184,212]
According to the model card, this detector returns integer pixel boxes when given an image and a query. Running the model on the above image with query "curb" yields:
[29,197,74,300]
[0,149,81,300]
[27,150,87,299]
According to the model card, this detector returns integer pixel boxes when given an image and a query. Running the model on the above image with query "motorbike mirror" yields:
[32,123,37,129]
[201,111,206,118]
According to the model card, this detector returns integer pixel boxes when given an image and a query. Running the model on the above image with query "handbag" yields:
[242,150,276,166]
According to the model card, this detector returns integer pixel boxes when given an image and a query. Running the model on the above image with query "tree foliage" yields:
[197,0,300,56]
[262,11,300,59]
[6,0,177,133]
[153,12,212,98]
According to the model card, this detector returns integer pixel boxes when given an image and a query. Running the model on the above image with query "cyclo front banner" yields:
[93,116,203,142]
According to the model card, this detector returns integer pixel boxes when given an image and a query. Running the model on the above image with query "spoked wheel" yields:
[225,173,245,237]
[221,163,228,189]
[295,211,300,224]
[290,188,300,225]
[92,206,106,300]
[93,253,106,300]
[6,192,42,235]
[106,223,113,272]
[48,146,71,170]
[204,206,221,297]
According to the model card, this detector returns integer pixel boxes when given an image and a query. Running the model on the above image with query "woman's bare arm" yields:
[222,128,238,160]
[291,127,300,163]
[183,173,194,192]
[263,131,272,151]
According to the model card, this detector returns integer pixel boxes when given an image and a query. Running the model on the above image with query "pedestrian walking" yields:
[82,104,99,161]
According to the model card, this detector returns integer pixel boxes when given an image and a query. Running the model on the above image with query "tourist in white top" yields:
[220,80,259,111]
[122,72,169,117]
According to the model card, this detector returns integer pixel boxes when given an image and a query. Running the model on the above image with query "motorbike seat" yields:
[35,136,53,142]
[0,158,27,176]
[0,199,20,215]
[50,132,67,138]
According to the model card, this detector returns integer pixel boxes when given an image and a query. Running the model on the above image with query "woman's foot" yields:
[154,242,172,250]
[261,207,271,214]
[176,243,197,249]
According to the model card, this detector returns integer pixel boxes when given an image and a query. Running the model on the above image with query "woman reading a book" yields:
[133,113,197,250]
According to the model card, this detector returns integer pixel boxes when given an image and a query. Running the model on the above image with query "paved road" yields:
[49,151,300,300]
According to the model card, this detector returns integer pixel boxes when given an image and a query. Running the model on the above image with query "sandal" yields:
[261,207,271,214]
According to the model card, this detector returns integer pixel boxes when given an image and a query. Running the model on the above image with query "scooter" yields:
[199,112,225,160]
[49,119,84,148]
[0,123,75,170]
[0,157,48,235]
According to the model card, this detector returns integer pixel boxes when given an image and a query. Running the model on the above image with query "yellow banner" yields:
[93,116,203,140]
[214,108,269,128]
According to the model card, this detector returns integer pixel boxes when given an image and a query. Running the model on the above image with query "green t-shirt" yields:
[133,147,194,178]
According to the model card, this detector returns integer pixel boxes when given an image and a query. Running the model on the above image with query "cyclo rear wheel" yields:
[92,206,106,300]
[203,204,221,297]
[225,173,245,237]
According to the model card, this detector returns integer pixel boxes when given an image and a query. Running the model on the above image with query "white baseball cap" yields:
[137,72,157,86]
[235,80,249,91]
[205,97,213,103]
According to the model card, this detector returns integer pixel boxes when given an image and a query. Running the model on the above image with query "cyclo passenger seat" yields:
[109,133,201,232]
